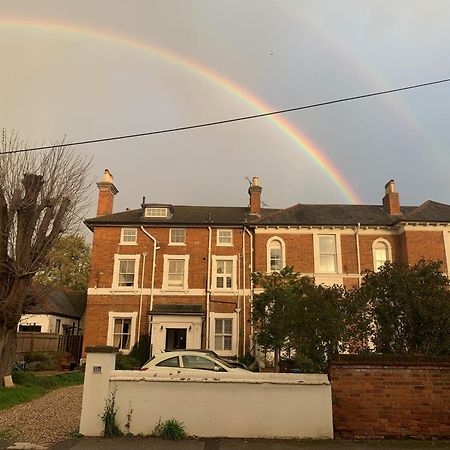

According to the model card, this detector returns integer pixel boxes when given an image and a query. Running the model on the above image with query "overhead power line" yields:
[3,77,450,155]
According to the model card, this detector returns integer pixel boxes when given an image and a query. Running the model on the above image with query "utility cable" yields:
[2,77,450,155]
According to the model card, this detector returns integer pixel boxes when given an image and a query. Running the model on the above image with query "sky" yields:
[1,0,450,225]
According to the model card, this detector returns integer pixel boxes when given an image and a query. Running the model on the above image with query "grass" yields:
[0,371,84,411]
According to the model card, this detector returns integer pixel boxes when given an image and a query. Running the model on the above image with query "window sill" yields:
[216,243,233,247]
[168,243,186,246]
[119,242,138,246]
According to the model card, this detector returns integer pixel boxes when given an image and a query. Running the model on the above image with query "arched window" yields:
[372,239,392,271]
[267,237,285,272]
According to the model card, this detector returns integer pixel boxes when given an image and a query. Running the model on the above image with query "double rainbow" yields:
[0,17,361,203]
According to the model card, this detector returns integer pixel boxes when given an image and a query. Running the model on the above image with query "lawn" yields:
[0,371,84,411]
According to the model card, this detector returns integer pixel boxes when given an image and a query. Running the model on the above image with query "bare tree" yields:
[0,130,91,378]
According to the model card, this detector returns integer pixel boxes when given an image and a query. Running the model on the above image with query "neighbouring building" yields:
[83,170,450,358]
[19,286,87,335]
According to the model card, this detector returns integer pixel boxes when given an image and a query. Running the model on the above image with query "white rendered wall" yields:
[80,349,333,439]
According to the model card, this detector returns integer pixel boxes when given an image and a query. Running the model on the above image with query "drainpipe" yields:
[356,223,361,286]
[242,231,246,356]
[206,227,212,348]
[244,227,254,351]
[140,226,159,355]
[137,252,147,338]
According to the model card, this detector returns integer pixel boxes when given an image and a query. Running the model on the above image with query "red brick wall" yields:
[329,360,450,438]
[403,230,448,272]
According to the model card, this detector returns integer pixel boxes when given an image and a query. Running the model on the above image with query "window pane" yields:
[216,277,224,288]
[223,335,232,350]
[156,356,180,367]
[215,336,223,350]
[215,319,223,334]
[113,318,132,350]
[170,229,186,244]
[218,230,232,244]
[223,319,232,334]
[122,228,137,243]
[118,259,135,286]
[319,235,336,254]
[320,255,336,273]
[182,355,216,370]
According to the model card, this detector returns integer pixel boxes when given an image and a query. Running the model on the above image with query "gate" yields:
[58,334,83,363]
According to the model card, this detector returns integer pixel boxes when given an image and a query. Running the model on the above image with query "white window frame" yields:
[112,254,140,291]
[169,228,186,246]
[162,254,189,292]
[372,238,392,272]
[266,236,286,272]
[209,312,238,357]
[120,227,137,245]
[217,229,233,246]
[211,255,237,292]
[107,311,137,354]
[444,230,450,276]
[145,207,168,218]
[314,234,342,274]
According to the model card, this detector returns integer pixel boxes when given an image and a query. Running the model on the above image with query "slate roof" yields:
[401,201,450,223]
[85,201,450,229]
[25,286,87,319]
[85,205,280,229]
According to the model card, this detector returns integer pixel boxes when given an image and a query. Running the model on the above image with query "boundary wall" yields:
[329,359,450,439]
[80,346,333,439]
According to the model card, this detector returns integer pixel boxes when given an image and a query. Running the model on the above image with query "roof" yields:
[85,201,450,229]
[25,286,87,319]
[151,304,204,316]
[252,204,418,226]
[401,200,450,223]
[85,205,280,229]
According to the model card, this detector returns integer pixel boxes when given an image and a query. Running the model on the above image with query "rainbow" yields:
[0,17,361,203]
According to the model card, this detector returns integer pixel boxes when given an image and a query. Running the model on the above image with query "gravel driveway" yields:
[0,384,83,447]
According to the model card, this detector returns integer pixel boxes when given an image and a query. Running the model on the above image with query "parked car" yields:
[176,349,249,370]
[140,350,249,375]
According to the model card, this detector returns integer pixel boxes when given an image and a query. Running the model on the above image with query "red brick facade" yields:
[83,174,450,358]
[329,359,450,438]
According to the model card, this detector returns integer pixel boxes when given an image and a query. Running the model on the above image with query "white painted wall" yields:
[18,314,79,334]
[150,315,202,354]
[80,349,333,439]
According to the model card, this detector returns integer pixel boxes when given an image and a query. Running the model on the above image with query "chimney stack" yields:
[96,169,118,216]
[248,176,262,215]
[382,179,401,215]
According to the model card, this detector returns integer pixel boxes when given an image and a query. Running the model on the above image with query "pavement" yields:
[1,437,450,450]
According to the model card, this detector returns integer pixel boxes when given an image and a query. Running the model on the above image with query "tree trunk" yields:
[274,347,280,373]
[0,277,31,378]
[0,325,17,379]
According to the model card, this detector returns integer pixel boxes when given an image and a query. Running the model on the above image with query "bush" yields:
[152,418,187,440]
[129,335,150,366]
[22,351,72,371]
[115,353,140,370]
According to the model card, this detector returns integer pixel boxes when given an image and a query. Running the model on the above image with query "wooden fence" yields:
[16,332,83,363]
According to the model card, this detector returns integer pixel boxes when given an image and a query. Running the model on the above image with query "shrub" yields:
[115,353,140,370]
[129,335,150,366]
[152,418,187,440]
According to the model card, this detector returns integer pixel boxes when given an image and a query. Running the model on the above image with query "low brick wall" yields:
[329,358,450,439]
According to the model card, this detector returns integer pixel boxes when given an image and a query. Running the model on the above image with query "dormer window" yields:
[145,207,168,218]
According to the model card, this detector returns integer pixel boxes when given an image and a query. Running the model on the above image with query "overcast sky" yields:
[1,0,449,224]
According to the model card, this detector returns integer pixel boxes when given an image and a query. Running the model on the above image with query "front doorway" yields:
[165,328,187,351]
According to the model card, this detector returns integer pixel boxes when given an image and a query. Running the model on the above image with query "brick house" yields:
[83,170,450,358]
